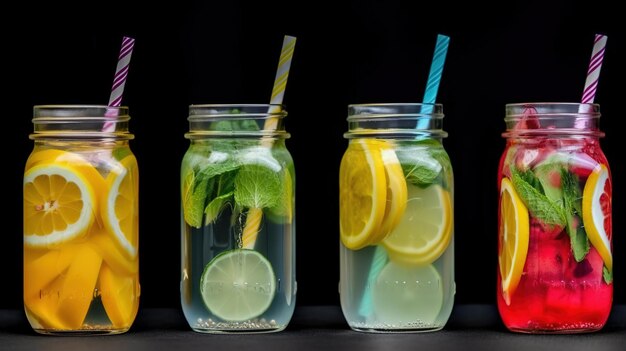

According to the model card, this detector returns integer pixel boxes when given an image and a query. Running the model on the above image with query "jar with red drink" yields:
[497,103,612,333]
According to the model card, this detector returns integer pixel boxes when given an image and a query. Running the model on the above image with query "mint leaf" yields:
[561,169,589,262]
[402,163,440,187]
[240,119,260,131]
[182,151,240,228]
[267,167,294,222]
[569,225,590,262]
[534,163,563,206]
[511,167,566,227]
[204,191,234,225]
[603,266,613,284]
[397,149,442,187]
[234,164,282,209]
[517,168,544,194]
[112,147,133,161]
[203,168,237,225]
[211,117,260,132]
[183,172,213,228]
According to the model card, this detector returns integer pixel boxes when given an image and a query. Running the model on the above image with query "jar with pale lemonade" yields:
[23,106,140,334]
[339,104,455,332]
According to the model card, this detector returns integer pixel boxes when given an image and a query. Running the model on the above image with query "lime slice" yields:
[372,261,443,325]
[200,249,276,321]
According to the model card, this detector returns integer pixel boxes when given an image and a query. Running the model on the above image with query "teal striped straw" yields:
[417,34,450,129]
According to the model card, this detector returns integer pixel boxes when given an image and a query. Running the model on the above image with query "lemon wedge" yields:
[499,177,529,305]
[582,164,612,271]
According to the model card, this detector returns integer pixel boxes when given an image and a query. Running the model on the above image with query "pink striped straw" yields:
[103,36,135,132]
[581,34,607,104]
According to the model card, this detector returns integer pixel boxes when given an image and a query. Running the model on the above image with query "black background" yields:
[3,0,624,311]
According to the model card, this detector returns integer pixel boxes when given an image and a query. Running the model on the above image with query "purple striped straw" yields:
[103,36,135,132]
[581,34,607,104]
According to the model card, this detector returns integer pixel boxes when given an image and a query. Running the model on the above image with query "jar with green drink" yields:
[180,104,296,333]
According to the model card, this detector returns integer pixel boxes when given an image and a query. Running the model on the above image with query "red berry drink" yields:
[497,104,612,333]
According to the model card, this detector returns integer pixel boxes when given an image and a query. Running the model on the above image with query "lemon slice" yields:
[88,228,138,276]
[25,149,68,170]
[99,264,139,328]
[376,148,408,242]
[340,139,387,250]
[24,246,77,300]
[101,155,139,258]
[55,245,103,329]
[382,184,452,265]
[372,262,443,325]
[24,162,103,248]
[499,177,529,305]
[25,273,70,330]
[200,249,276,321]
[582,164,612,271]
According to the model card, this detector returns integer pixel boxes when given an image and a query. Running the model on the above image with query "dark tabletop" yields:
[1,305,624,351]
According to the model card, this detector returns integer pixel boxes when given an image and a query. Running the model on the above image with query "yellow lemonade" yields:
[24,146,140,334]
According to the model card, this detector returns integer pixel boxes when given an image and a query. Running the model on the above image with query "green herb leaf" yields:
[182,151,240,228]
[234,164,282,209]
[204,191,234,225]
[267,167,294,222]
[511,167,567,227]
[603,266,613,284]
[112,147,133,161]
[183,172,214,228]
[202,167,237,225]
[517,168,544,194]
[211,117,260,132]
[396,149,442,187]
[561,169,589,262]
[534,163,563,206]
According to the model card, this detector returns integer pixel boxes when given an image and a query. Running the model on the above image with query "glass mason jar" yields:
[181,104,296,333]
[24,106,140,335]
[497,103,613,333]
[339,104,455,332]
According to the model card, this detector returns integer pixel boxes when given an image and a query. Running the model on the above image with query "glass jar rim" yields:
[31,105,133,140]
[348,103,443,120]
[503,102,603,138]
[186,104,289,139]
[349,102,442,107]
[188,104,287,119]
[505,102,600,117]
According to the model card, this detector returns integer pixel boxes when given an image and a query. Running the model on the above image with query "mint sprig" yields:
[182,148,240,228]
[510,167,566,227]
[396,141,451,189]
[561,169,590,262]
[234,164,282,209]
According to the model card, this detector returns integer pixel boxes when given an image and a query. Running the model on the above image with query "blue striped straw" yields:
[417,34,450,129]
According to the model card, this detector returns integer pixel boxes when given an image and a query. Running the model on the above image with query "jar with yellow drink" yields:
[24,106,139,335]
[339,103,454,332]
